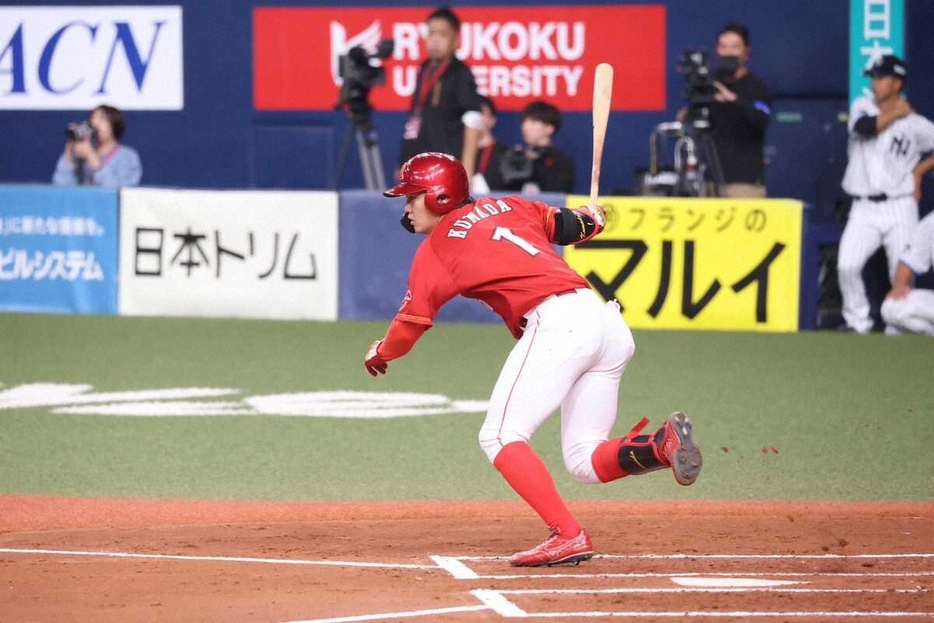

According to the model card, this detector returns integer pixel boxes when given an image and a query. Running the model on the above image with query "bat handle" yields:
[589,150,602,209]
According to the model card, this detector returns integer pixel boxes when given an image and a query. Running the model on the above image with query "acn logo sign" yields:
[0,6,184,110]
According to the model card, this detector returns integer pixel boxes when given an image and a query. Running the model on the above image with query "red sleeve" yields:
[503,195,559,242]
[395,239,459,326]
[378,318,428,361]
[540,203,559,242]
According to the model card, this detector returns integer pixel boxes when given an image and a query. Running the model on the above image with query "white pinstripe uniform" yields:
[838,96,934,333]
[881,212,934,336]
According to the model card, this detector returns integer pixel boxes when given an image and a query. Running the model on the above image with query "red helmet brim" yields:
[383,180,426,198]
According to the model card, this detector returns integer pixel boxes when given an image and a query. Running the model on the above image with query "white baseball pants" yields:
[478,288,635,484]
[881,289,934,336]
[837,197,918,333]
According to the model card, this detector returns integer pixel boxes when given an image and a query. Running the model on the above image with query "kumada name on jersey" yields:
[447,200,514,239]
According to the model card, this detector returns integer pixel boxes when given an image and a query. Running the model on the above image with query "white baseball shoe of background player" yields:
[881,211,934,336]
[837,55,934,334]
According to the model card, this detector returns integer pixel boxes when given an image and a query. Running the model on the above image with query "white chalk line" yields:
[430,555,479,579]
[0,548,433,570]
[496,587,930,595]
[465,570,934,580]
[471,590,934,620]
[453,553,934,620]
[283,604,491,623]
[457,552,934,561]
[472,589,529,617]
[476,611,934,619]
[6,547,933,621]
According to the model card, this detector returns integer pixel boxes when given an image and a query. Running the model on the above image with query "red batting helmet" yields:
[384,152,470,215]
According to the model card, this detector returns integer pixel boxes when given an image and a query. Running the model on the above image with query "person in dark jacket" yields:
[399,6,483,180]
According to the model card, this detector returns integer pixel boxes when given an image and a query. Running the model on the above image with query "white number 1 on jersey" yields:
[492,226,540,256]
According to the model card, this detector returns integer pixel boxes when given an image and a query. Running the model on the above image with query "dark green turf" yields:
[1,313,931,502]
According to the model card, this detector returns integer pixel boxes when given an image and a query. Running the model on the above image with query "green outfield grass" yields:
[1,313,932,502]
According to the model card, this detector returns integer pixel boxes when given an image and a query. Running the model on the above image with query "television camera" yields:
[335,40,395,122]
[333,39,394,191]
[641,50,739,197]
[677,49,739,123]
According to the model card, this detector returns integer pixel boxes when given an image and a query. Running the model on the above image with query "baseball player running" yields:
[838,55,934,334]
[364,152,702,567]
[881,209,934,335]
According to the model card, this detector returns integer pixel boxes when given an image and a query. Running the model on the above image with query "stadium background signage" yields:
[849,0,903,104]
[564,197,803,332]
[0,6,184,110]
[118,188,339,320]
[253,5,665,112]
[0,185,119,314]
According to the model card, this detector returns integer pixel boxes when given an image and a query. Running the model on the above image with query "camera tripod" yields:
[333,101,386,191]
[648,107,725,197]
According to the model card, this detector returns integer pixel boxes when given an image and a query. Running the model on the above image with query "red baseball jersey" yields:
[396,195,591,338]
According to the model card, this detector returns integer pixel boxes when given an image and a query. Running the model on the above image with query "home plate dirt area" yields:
[1,497,932,622]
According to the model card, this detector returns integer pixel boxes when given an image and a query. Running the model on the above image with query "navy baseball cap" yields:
[864,54,907,79]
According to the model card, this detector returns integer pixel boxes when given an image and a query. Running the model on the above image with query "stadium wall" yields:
[1,185,821,330]
[1,1,932,224]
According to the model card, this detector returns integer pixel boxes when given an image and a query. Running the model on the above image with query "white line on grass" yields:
[283,604,491,623]
[0,548,434,570]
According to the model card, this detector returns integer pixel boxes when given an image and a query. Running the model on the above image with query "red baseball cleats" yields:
[510,528,594,567]
[660,411,703,486]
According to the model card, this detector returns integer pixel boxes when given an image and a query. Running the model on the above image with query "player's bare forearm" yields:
[460,126,480,180]
[914,156,934,180]
[886,262,914,300]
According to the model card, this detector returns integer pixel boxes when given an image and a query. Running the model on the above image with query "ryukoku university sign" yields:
[0,6,184,110]
[253,5,666,112]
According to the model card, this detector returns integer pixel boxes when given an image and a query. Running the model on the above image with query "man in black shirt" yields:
[707,23,772,198]
[500,101,576,194]
[400,6,483,180]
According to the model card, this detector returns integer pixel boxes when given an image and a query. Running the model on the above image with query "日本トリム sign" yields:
[118,188,339,320]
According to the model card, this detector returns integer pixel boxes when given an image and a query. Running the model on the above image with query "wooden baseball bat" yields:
[590,63,614,210]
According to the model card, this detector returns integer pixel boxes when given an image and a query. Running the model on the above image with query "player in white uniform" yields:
[838,55,934,334]
[881,210,934,335]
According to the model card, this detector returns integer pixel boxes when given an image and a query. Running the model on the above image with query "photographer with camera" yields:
[53,104,142,188]
[499,101,575,195]
[400,6,483,181]
[705,23,772,198]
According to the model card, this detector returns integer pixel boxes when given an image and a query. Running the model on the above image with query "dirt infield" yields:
[1,496,932,622]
